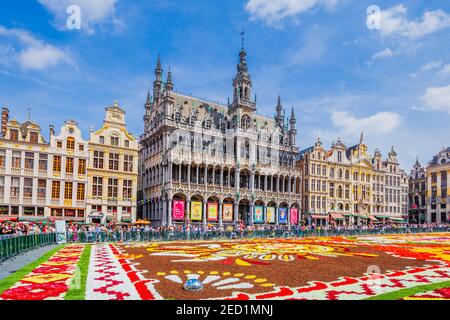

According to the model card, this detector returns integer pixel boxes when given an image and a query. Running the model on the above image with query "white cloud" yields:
[410,60,442,78]
[245,0,343,25]
[331,111,401,135]
[379,5,450,39]
[437,64,450,77]
[372,48,393,60]
[0,25,71,70]
[38,0,118,33]
[422,85,450,113]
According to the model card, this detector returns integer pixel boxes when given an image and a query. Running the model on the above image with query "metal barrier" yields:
[65,227,450,243]
[0,233,56,262]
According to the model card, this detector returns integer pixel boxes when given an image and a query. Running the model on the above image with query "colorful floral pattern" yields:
[1,233,449,300]
[0,245,84,300]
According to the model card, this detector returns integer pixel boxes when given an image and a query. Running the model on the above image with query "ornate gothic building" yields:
[138,45,302,226]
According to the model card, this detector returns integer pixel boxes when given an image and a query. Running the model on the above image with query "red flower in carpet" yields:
[1,282,68,300]
[33,265,74,274]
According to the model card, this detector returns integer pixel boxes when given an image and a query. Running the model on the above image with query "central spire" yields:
[230,32,256,113]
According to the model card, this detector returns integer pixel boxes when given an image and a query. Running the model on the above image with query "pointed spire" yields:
[165,66,173,91]
[155,55,162,81]
[360,131,364,145]
[145,90,151,107]
[415,155,420,165]
[290,106,296,124]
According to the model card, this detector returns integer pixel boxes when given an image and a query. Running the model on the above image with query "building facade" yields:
[408,158,427,224]
[426,148,450,223]
[48,120,88,221]
[299,134,407,226]
[138,46,302,226]
[86,103,139,224]
[0,108,89,221]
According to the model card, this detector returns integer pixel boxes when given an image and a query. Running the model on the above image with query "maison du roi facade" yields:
[0,104,138,224]
[298,135,409,226]
[409,148,450,224]
[138,46,302,227]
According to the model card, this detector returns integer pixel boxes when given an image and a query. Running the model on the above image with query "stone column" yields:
[265,175,268,192]
[196,166,199,184]
[187,165,191,186]
[203,200,207,227]
[220,167,224,188]
[275,205,279,225]
[249,203,254,226]
[236,169,241,192]
[233,202,239,225]
[228,170,231,187]
[218,200,223,226]
[185,199,190,222]
[178,164,182,182]
[250,172,255,192]
[204,166,208,185]
[166,199,172,226]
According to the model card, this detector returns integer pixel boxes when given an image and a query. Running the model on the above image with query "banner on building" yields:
[290,207,299,225]
[223,204,233,222]
[279,207,288,224]
[190,201,202,221]
[254,206,264,223]
[207,203,218,221]
[172,200,185,221]
[266,207,276,223]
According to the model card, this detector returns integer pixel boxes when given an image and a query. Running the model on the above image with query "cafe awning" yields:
[330,213,345,220]
[369,216,379,222]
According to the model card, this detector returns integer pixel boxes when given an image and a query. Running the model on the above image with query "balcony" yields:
[24,169,34,176]
[10,196,20,204]
[0,167,5,174]
[37,198,46,205]
[51,199,60,206]
[23,197,33,204]
[76,200,85,208]
[38,170,47,177]
[11,168,21,175]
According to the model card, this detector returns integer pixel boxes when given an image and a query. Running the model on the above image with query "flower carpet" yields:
[0,233,449,300]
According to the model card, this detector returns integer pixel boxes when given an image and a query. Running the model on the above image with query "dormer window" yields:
[99,136,105,144]
[9,129,18,141]
[66,137,75,150]
[205,119,212,129]
[30,132,38,143]
[175,112,181,123]
[110,136,119,147]
[57,141,63,148]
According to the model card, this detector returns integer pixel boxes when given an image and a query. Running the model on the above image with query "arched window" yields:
[345,170,350,180]
[66,137,75,150]
[330,168,335,178]
[337,185,343,198]
[338,169,343,179]
[345,204,350,211]
[338,203,344,210]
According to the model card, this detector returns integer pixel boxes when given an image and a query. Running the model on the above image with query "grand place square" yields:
[0,0,449,309]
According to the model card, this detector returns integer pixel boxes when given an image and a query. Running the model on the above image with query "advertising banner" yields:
[172,200,185,221]
[254,206,264,223]
[222,204,233,222]
[207,203,218,221]
[290,207,299,225]
[190,201,203,221]
[55,220,67,244]
[266,207,276,223]
[279,207,288,224]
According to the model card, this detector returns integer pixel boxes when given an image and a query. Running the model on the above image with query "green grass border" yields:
[64,244,92,300]
[365,280,450,300]
[0,244,64,295]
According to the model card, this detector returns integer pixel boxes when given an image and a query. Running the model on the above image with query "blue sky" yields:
[1,0,450,171]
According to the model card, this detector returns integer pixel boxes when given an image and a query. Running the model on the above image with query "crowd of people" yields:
[1,219,449,239]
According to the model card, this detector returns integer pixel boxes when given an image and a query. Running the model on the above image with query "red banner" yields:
[290,207,299,225]
[172,200,185,220]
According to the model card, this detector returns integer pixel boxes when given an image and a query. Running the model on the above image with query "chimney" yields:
[1,107,9,136]
[49,125,55,136]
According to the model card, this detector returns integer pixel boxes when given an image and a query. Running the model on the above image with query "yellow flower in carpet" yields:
[42,261,74,266]
[22,273,71,284]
